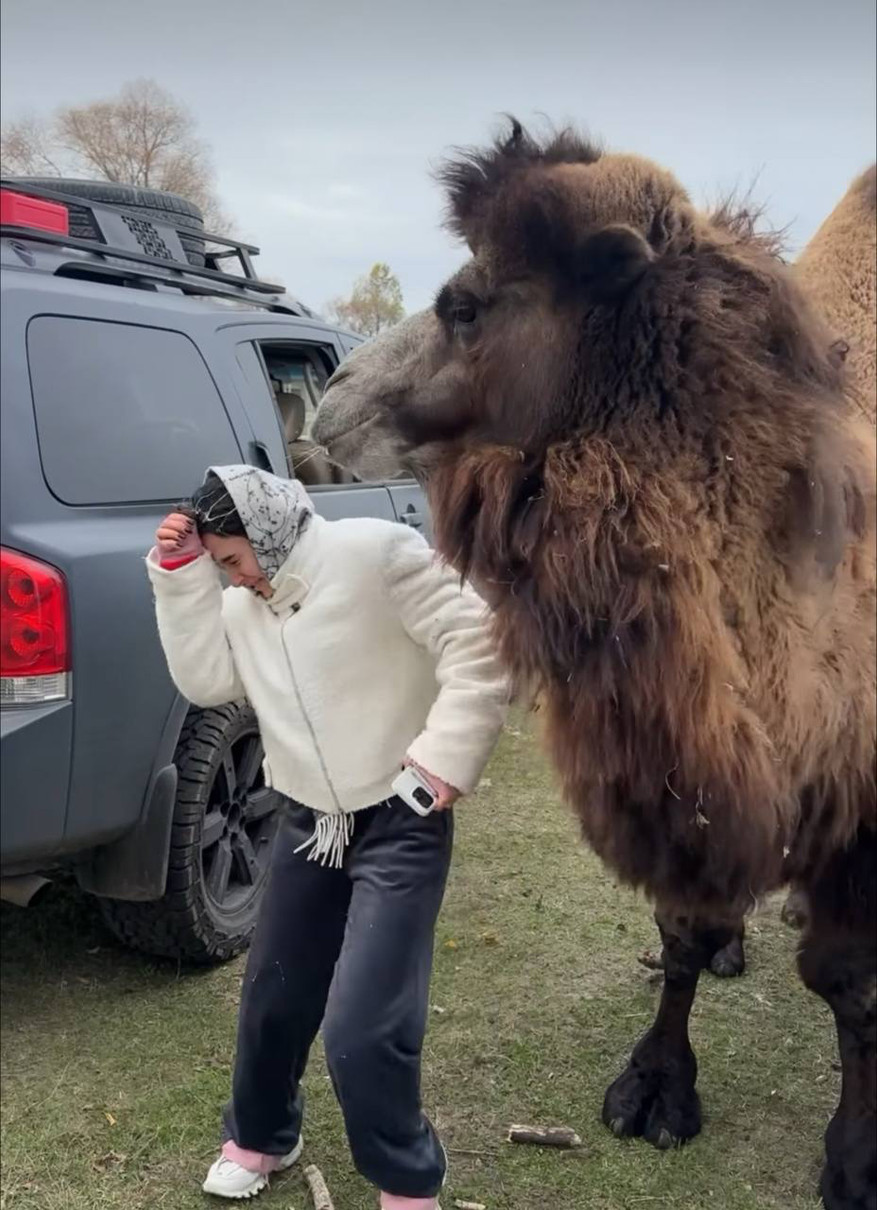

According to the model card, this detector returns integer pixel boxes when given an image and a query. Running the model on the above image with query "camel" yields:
[313,125,876,1209]
[318,155,877,957]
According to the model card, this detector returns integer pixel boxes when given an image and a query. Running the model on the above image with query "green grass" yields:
[1,720,836,1210]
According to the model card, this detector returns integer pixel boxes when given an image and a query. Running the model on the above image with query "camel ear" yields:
[517,204,654,302]
[575,225,654,302]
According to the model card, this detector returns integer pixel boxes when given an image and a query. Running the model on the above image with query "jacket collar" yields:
[264,513,325,615]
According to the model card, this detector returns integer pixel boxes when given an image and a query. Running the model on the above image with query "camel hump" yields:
[797,163,877,425]
[850,162,876,210]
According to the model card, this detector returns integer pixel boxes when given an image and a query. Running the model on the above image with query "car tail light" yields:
[0,188,70,236]
[0,548,71,706]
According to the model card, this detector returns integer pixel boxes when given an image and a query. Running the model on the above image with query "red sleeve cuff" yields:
[159,554,201,571]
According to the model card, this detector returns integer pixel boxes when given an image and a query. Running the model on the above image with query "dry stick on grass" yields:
[303,1163,334,1210]
[637,949,664,971]
[507,1124,583,1149]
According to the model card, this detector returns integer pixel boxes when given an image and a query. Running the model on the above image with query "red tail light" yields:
[1,549,70,699]
[0,188,69,236]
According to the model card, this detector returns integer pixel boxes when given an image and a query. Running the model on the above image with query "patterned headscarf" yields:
[207,465,313,581]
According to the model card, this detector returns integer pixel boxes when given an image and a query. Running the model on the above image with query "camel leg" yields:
[798,829,876,1210]
[604,909,738,1148]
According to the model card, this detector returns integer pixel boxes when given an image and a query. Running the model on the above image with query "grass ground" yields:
[1,720,835,1210]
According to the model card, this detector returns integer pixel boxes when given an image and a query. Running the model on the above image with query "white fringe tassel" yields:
[294,811,354,869]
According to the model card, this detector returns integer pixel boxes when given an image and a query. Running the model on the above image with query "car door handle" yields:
[249,440,273,472]
[400,504,423,529]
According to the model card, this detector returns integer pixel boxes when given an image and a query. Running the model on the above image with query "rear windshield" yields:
[28,316,241,505]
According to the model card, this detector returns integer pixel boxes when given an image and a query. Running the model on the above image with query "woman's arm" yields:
[146,516,246,708]
[384,526,509,795]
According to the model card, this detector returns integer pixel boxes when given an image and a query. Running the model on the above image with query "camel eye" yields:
[452,302,478,327]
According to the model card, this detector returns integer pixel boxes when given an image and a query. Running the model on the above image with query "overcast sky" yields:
[2,0,875,314]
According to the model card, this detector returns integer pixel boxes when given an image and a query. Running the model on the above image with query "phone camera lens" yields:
[414,788,432,808]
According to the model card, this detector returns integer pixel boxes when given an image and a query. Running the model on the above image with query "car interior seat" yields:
[270,376,359,486]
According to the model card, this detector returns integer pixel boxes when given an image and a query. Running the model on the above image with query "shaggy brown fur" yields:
[430,426,874,907]
[314,123,877,1208]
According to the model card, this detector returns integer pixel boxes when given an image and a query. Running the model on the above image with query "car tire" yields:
[9,177,207,267]
[100,704,282,964]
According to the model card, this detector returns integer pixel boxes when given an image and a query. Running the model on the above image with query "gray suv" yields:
[0,179,429,962]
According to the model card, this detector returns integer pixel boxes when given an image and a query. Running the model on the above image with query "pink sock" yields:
[221,1139,283,1176]
[380,1196,438,1210]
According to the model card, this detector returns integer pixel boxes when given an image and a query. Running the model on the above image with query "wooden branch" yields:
[454,1201,487,1209]
[507,1124,582,1149]
[303,1164,334,1210]
[637,949,664,971]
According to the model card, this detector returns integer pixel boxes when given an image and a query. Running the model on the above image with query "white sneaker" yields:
[202,1137,303,1199]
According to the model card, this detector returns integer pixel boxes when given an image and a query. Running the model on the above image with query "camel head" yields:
[313,310,442,480]
[315,120,842,481]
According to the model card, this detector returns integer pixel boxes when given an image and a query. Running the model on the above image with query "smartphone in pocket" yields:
[391,767,437,816]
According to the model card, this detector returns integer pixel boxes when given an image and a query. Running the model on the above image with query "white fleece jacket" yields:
[147,514,508,824]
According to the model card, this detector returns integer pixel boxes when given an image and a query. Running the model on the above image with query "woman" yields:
[147,465,508,1208]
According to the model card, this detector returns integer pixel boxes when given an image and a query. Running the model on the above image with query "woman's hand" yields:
[404,758,461,812]
[156,512,204,564]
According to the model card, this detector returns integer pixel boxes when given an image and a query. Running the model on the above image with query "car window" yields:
[243,340,364,488]
[28,317,241,505]
[259,346,329,440]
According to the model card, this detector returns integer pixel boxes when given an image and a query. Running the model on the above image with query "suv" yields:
[0,179,430,962]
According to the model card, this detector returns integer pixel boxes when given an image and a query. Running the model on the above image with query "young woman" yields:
[147,465,508,1208]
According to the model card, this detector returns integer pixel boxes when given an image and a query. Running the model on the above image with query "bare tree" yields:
[326,263,405,337]
[0,114,66,177]
[1,80,230,230]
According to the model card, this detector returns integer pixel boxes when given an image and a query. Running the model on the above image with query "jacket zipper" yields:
[279,610,342,811]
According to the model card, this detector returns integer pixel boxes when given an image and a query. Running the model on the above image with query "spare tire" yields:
[9,177,207,267]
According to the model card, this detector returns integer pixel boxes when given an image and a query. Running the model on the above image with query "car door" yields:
[5,282,251,856]
[384,482,432,544]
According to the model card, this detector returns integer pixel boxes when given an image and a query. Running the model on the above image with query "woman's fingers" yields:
[432,789,460,812]
[402,758,461,812]
[156,513,195,547]
[163,513,193,535]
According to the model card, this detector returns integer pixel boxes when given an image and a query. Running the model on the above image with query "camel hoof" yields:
[602,1056,701,1149]
[709,932,746,978]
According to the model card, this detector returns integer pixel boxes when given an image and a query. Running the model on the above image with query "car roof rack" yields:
[0,178,314,317]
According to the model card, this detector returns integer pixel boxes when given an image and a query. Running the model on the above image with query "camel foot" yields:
[602,1039,701,1149]
[709,932,745,978]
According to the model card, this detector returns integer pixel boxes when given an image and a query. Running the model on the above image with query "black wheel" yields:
[100,705,282,963]
[9,177,207,267]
